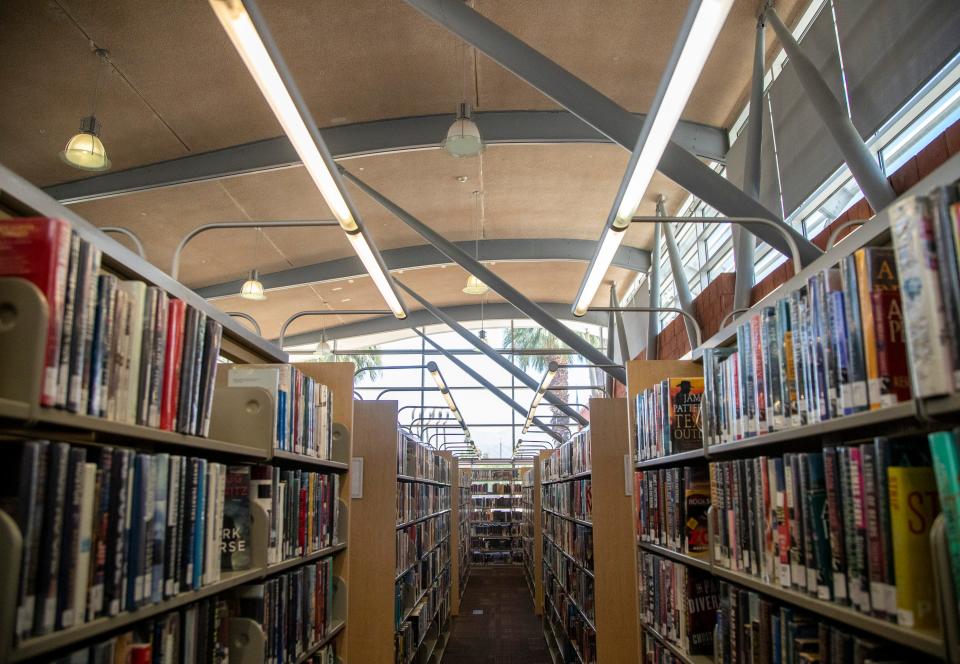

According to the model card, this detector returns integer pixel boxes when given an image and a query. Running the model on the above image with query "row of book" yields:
[638,552,718,657]
[708,437,943,629]
[471,550,518,564]
[0,217,223,435]
[544,570,596,664]
[397,513,450,575]
[397,431,451,483]
[543,511,594,571]
[395,568,450,663]
[542,429,591,481]
[635,377,705,459]
[702,186,960,446]
[470,495,517,508]
[635,466,709,556]
[470,523,519,536]
[5,441,242,642]
[542,478,592,522]
[396,482,450,525]
[234,557,338,664]
[254,466,341,566]
[470,509,519,523]
[716,581,902,664]
[223,364,335,458]
[49,596,230,664]
[470,482,516,494]
[470,467,515,481]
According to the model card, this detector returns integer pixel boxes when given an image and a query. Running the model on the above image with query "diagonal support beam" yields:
[767,8,895,212]
[733,17,765,310]
[341,167,627,384]
[646,221,662,359]
[402,0,821,266]
[400,282,589,427]
[660,200,699,351]
[413,329,563,442]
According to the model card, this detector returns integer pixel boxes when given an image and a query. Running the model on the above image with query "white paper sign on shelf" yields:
[351,457,364,499]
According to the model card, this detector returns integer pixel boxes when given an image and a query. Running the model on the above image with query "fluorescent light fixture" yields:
[345,231,406,318]
[572,0,733,316]
[573,225,627,317]
[522,361,559,434]
[427,361,468,430]
[209,0,406,317]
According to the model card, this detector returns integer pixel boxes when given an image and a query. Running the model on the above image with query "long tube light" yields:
[209,0,407,318]
[572,0,734,317]
[521,361,559,435]
[427,361,468,433]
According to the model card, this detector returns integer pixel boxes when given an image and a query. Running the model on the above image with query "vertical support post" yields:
[766,7,895,212]
[645,222,662,360]
[659,199,700,351]
[611,287,630,366]
[606,287,616,395]
[733,17,765,311]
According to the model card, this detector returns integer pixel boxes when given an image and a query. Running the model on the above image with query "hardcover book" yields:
[222,465,252,571]
[668,377,704,454]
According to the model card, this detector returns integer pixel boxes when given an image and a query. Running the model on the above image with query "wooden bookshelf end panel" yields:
[590,397,642,664]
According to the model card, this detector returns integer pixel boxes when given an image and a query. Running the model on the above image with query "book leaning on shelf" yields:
[635,377,704,460]
[222,364,335,458]
[708,436,943,630]
[0,217,223,436]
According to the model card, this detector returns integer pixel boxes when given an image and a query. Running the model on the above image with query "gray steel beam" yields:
[766,8,895,212]
[733,18,765,311]
[280,302,609,346]
[402,0,821,266]
[611,287,630,364]
[196,238,650,300]
[341,168,628,384]
[605,287,616,396]
[646,222,662,360]
[44,111,726,204]
[660,200,699,351]
[413,329,563,442]
[399,282,589,427]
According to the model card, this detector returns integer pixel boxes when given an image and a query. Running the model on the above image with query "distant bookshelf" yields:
[468,462,526,566]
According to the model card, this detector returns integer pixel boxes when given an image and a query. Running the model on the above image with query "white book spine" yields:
[73,463,97,624]
[890,196,955,397]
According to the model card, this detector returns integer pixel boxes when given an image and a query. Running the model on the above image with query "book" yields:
[35,442,69,635]
[888,464,941,628]
[11,440,49,641]
[0,217,72,406]
[890,196,955,397]
[929,429,960,623]
[222,465,252,571]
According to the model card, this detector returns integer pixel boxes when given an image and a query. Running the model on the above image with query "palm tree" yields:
[501,325,601,432]
[318,346,383,381]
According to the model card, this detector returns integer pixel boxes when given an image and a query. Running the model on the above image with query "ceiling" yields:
[0,0,806,343]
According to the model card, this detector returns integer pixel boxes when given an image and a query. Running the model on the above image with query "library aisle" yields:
[442,567,550,664]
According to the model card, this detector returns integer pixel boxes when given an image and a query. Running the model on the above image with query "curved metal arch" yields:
[101,226,146,258]
[45,111,728,204]
[226,312,262,336]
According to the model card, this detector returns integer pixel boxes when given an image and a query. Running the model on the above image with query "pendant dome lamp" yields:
[239,269,267,300]
[61,48,112,172]
[443,102,484,158]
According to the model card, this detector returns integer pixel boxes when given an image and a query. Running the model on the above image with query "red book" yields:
[871,289,912,405]
[160,299,187,431]
[0,217,72,406]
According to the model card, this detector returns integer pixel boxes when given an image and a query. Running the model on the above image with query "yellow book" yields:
[888,465,941,629]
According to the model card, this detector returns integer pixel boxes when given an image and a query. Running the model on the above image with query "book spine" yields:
[57,446,87,629]
[840,255,869,412]
[34,442,69,635]
[861,445,888,619]
[152,454,169,604]
[14,441,47,641]
[848,447,873,614]
[873,437,898,618]
[890,196,954,397]
[822,448,848,604]
[929,430,960,620]
[56,232,80,409]
[889,465,940,628]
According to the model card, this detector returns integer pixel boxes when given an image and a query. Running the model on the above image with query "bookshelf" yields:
[452,462,471,614]
[347,402,453,664]
[0,165,354,663]
[540,399,641,664]
[628,152,960,664]
[469,461,525,565]
[519,454,546,616]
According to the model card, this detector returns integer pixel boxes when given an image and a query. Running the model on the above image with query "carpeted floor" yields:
[442,566,551,664]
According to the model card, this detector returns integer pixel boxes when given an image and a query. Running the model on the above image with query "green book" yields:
[929,429,960,619]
